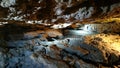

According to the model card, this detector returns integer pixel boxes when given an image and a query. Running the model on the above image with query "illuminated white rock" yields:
[51,23,72,29]
[0,0,16,7]
[55,8,63,15]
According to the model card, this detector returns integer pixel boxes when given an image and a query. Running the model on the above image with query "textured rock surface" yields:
[0,0,120,24]
[0,0,120,68]
[0,23,120,68]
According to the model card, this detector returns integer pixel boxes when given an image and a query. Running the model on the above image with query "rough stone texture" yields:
[0,24,120,68]
[0,0,120,68]
[68,23,120,33]
[0,0,120,24]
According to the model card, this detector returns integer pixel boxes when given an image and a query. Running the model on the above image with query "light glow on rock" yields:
[51,23,72,29]
[0,22,8,25]
[0,0,16,7]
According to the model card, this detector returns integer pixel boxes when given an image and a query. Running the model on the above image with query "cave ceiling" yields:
[0,1,120,68]
[0,0,120,25]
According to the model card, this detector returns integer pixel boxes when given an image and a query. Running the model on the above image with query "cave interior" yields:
[0,0,120,68]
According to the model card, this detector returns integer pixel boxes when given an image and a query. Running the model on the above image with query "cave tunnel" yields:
[0,0,120,68]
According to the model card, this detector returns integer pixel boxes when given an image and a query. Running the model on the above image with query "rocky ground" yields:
[0,23,120,68]
[0,0,120,68]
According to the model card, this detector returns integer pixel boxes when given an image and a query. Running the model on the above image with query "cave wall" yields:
[0,1,120,68]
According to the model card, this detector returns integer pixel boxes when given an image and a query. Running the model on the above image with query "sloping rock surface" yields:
[0,0,120,68]
[0,23,120,68]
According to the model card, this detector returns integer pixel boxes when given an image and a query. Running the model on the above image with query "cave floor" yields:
[0,23,120,68]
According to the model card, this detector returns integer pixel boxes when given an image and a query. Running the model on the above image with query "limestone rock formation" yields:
[0,23,120,68]
[0,0,120,68]
[0,0,120,24]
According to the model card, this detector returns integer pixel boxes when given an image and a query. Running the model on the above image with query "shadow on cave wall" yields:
[0,23,45,41]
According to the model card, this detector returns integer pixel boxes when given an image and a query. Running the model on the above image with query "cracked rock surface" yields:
[0,0,120,24]
[0,23,120,68]
[0,0,120,68]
